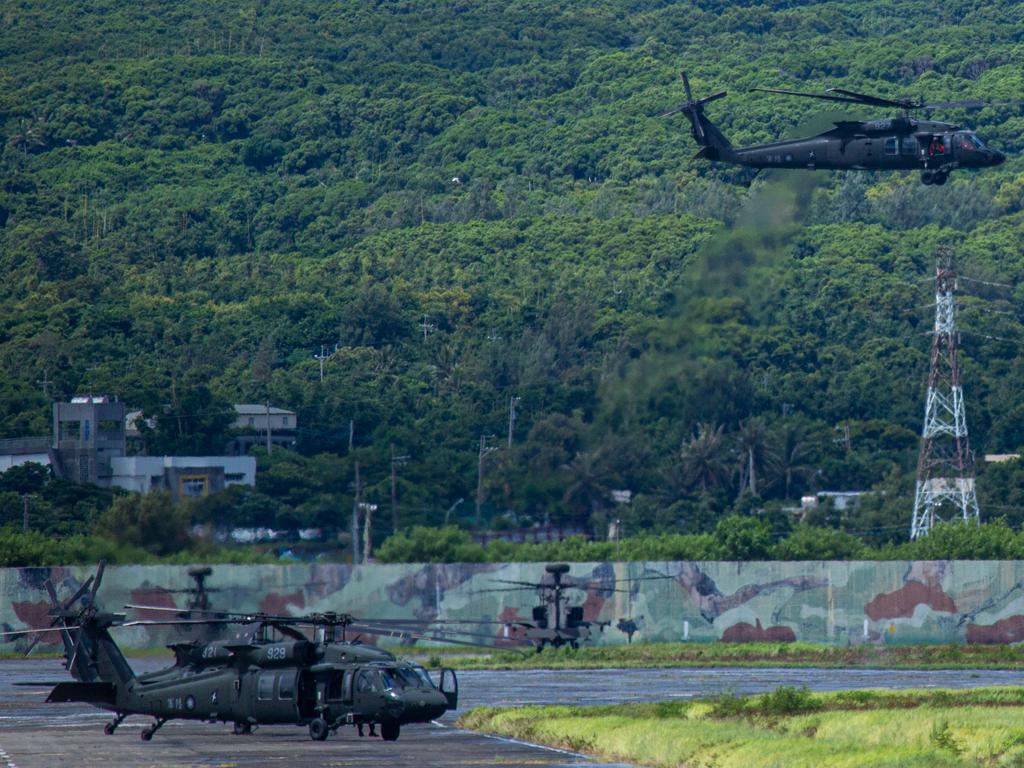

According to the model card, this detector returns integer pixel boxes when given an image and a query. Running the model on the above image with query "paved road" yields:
[0,659,1019,767]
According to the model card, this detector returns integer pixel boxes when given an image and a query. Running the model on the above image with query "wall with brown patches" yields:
[1,560,1021,649]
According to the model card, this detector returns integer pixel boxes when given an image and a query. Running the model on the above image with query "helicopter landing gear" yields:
[921,170,949,185]
[233,721,253,735]
[104,713,126,735]
[308,717,329,741]
[140,718,167,741]
[381,721,401,741]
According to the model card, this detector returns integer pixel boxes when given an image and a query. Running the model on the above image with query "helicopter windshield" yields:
[957,132,985,150]
[380,665,432,690]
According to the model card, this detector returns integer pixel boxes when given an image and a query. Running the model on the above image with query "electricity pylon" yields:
[910,251,980,539]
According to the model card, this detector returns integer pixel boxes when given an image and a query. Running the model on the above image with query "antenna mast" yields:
[910,250,980,539]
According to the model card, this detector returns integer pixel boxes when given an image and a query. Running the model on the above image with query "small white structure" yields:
[232,404,296,433]
[0,438,51,472]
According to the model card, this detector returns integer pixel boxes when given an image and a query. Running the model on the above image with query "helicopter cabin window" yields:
[327,671,345,700]
[884,137,898,155]
[278,672,295,700]
[901,137,918,155]
[356,670,380,693]
[258,671,275,700]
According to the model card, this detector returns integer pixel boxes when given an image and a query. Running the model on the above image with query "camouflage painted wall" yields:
[2,561,1022,650]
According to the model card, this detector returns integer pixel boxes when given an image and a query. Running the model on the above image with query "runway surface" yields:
[0,659,1019,767]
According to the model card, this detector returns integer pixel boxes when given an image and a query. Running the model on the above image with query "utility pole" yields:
[265,401,272,454]
[313,344,332,383]
[475,435,498,529]
[911,250,980,539]
[36,369,53,400]
[22,494,28,533]
[390,444,409,534]
[348,420,354,452]
[507,395,521,449]
[351,460,362,564]
[419,314,434,341]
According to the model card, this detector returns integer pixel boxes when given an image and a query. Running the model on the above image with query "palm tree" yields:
[734,417,780,498]
[678,423,730,493]
[776,421,815,500]
[561,449,611,526]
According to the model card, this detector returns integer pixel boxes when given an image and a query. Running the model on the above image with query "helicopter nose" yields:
[989,149,1006,165]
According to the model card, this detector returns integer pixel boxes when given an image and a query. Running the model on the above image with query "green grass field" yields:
[460,687,1024,767]
[412,641,1024,670]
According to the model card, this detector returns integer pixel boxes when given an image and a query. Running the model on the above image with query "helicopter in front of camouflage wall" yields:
[5,563,468,743]
[477,563,668,652]
[665,71,1008,185]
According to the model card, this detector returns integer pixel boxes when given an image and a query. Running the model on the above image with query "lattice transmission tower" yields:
[910,252,980,539]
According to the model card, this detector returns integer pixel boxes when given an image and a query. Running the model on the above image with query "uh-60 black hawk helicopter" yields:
[5,563,466,743]
[664,71,1006,185]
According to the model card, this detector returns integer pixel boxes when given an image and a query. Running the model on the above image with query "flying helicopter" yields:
[477,563,665,651]
[663,71,1007,185]
[4,563,463,743]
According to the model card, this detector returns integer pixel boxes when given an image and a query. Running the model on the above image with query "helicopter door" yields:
[927,134,948,160]
[352,668,386,720]
[437,668,458,710]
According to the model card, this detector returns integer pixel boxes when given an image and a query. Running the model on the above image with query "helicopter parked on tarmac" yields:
[4,563,463,742]
[664,71,1007,185]
[478,563,665,651]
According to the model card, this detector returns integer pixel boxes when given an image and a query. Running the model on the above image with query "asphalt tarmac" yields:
[0,659,1019,767]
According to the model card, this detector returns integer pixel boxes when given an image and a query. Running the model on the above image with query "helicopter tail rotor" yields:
[662,71,732,161]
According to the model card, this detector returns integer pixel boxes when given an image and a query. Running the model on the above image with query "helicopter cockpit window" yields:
[278,672,295,700]
[411,665,435,688]
[884,137,898,155]
[957,132,984,150]
[380,669,399,691]
[356,669,380,693]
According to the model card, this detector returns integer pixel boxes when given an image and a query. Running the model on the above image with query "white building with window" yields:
[109,455,256,499]
[229,404,298,453]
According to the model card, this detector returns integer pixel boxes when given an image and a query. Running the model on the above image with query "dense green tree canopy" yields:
[1,0,1023,557]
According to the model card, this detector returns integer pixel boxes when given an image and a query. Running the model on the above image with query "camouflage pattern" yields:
[2,561,1023,650]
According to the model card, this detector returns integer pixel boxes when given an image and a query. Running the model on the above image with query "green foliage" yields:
[375,525,486,563]
[0,0,1022,557]
[93,492,190,556]
[757,685,820,716]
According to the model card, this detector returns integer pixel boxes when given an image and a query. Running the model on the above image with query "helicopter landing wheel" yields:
[140,728,153,742]
[570,641,579,650]
[381,721,401,741]
[104,723,115,736]
[921,170,934,185]
[933,172,948,186]
[309,717,330,741]
[233,721,252,735]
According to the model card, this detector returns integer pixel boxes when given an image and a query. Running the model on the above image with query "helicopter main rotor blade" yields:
[923,99,988,111]
[0,625,83,640]
[752,87,869,105]
[488,578,547,588]
[825,87,917,110]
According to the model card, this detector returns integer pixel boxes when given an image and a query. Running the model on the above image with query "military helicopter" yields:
[5,563,462,742]
[664,71,1007,185]
[478,563,665,651]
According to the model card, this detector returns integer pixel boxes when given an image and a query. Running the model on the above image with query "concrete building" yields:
[229,404,298,453]
[52,396,126,485]
[109,455,256,499]
[0,437,52,472]
[0,396,257,499]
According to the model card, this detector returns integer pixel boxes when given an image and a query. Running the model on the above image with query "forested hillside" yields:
[1,0,1023,552]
